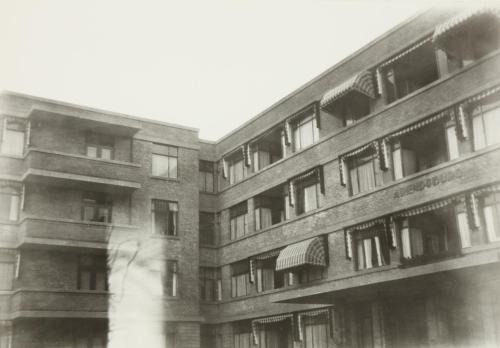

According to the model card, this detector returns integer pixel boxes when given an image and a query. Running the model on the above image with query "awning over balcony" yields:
[249,248,282,283]
[394,194,463,218]
[432,6,500,49]
[252,314,294,345]
[276,237,327,272]
[320,71,375,110]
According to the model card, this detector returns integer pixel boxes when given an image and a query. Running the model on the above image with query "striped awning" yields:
[466,85,500,105]
[379,37,432,69]
[249,248,282,283]
[384,109,451,142]
[275,237,327,272]
[394,195,463,218]
[297,309,330,341]
[472,183,500,195]
[252,314,294,345]
[433,6,500,49]
[346,217,386,232]
[320,71,376,110]
[339,141,378,186]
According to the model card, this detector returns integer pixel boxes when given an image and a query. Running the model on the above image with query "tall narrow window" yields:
[0,193,19,221]
[292,113,319,152]
[82,192,112,223]
[78,255,107,291]
[229,156,246,185]
[164,260,178,297]
[199,212,216,245]
[229,202,248,240]
[152,144,178,179]
[255,258,284,292]
[472,102,500,151]
[231,261,250,298]
[86,133,114,160]
[0,262,14,290]
[1,118,25,156]
[152,199,178,236]
[348,152,381,195]
[199,267,222,301]
[296,179,320,215]
[354,228,387,270]
[483,193,500,243]
[199,160,215,192]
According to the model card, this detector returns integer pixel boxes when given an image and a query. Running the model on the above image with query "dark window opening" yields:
[251,127,283,172]
[77,255,108,291]
[86,133,114,160]
[296,177,320,215]
[230,202,248,240]
[254,185,288,231]
[348,151,382,196]
[199,160,215,192]
[324,91,371,127]
[199,212,216,246]
[256,258,285,292]
[152,199,178,236]
[82,192,112,223]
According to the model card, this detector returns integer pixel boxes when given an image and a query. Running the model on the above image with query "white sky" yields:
[0,0,472,140]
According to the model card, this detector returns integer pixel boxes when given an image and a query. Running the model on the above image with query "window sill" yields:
[25,148,141,167]
[150,175,180,182]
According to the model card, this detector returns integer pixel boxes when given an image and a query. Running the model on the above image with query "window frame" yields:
[164,260,179,297]
[292,113,319,152]
[1,118,26,156]
[348,151,380,196]
[81,192,112,223]
[0,192,20,222]
[151,144,179,179]
[77,255,108,291]
[231,262,250,298]
[199,160,216,193]
[229,202,248,240]
[354,228,388,271]
[199,266,222,301]
[151,199,179,236]
[85,133,115,160]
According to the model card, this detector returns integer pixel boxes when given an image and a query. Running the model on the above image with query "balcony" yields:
[10,290,108,318]
[18,217,139,249]
[23,149,141,191]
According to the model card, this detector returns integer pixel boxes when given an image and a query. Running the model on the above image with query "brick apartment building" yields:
[1,6,500,348]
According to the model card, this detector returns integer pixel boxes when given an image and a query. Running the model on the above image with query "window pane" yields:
[168,157,178,178]
[358,161,376,193]
[303,184,318,212]
[2,130,24,156]
[446,126,459,160]
[154,211,168,235]
[9,195,19,221]
[363,239,373,269]
[101,147,112,160]
[152,154,169,177]
[392,147,403,180]
[86,145,98,158]
[457,212,471,248]
[300,120,314,148]
[483,107,500,147]
[484,205,500,242]
[473,115,486,150]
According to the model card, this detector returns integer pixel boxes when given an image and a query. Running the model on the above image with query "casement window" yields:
[199,212,216,246]
[199,267,222,301]
[354,229,388,270]
[483,192,500,243]
[199,160,215,192]
[0,262,14,290]
[82,192,112,223]
[85,133,114,160]
[472,101,500,151]
[230,202,248,240]
[1,118,25,156]
[163,260,178,297]
[152,144,178,179]
[303,315,329,348]
[233,322,252,348]
[348,153,381,196]
[292,113,319,152]
[152,199,178,236]
[379,39,438,104]
[255,258,284,293]
[231,261,250,298]
[77,255,107,291]
[0,193,19,222]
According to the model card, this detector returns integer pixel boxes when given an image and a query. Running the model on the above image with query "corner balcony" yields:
[9,289,108,319]
[23,149,141,191]
[18,217,140,249]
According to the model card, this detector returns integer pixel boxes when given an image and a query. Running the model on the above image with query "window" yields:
[456,203,471,248]
[303,315,329,348]
[348,152,381,195]
[258,322,292,348]
[254,194,285,231]
[86,133,114,160]
[296,179,320,215]
[163,260,178,297]
[483,193,500,243]
[229,156,246,185]
[255,258,284,292]
[230,202,248,240]
[82,192,112,223]
[200,325,218,348]
[472,100,500,151]
[233,322,252,348]
[381,40,438,104]
[1,119,25,156]
[77,255,107,291]
[0,262,14,290]
[355,229,388,270]
[251,129,283,172]
[152,144,178,179]
[231,261,250,298]
[292,113,319,151]
[152,200,178,236]
[0,193,19,221]
[199,160,215,192]
[199,212,216,245]
[287,266,324,285]
[199,267,222,301]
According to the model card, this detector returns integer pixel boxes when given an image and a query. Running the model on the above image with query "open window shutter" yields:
[284,121,291,145]
[20,184,25,211]
[288,180,295,206]
[221,158,228,179]
[15,251,21,279]
[455,104,469,140]
[375,68,383,96]
[314,102,321,129]
[344,230,352,259]
[339,157,347,186]
[467,193,480,229]
[379,139,389,170]
[25,120,31,147]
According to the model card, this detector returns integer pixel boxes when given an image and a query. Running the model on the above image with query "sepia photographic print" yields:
[1,1,500,347]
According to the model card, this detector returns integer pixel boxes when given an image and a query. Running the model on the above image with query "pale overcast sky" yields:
[0,0,473,140]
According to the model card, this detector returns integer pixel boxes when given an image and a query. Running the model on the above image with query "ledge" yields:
[25,148,141,167]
